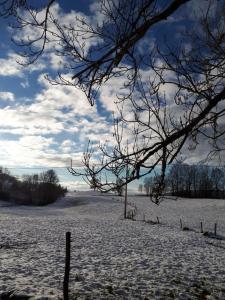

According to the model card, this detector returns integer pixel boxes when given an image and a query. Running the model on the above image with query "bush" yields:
[0,167,67,206]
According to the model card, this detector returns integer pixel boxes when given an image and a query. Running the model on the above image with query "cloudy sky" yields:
[0,1,117,188]
[0,1,112,167]
[0,0,223,190]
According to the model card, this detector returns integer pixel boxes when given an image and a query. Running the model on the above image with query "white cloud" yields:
[60,180,89,191]
[0,52,46,78]
[0,71,102,138]
[0,92,15,101]
[0,135,54,166]
[98,74,131,114]
[20,78,30,88]
[0,105,65,136]
[0,69,115,167]
[0,53,23,77]
[19,135,55,150]
[49,52,65,70]
[13,2,97,71]
[0,132,88,168]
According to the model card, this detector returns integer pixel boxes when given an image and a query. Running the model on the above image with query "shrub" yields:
[0,167,67,206]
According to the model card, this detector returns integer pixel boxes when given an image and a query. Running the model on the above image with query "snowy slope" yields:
[0,192,225,299]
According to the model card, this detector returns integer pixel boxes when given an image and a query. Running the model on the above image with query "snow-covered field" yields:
[0,191,225,299]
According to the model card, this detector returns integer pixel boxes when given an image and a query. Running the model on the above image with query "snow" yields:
[0,191,225,299]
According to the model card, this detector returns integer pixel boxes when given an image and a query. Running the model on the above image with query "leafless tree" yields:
[143,177,153,196]
[211,168,224,192]
[40,169,59,185]
[68,0,225,203]
[167,163,225,198]
[1,0,225,203]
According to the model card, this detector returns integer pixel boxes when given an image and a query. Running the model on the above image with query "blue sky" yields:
[0,0,131,190]
[0,0,221,190]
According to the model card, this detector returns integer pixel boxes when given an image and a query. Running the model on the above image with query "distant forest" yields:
[0,167,67,205]
[139,164,225,199]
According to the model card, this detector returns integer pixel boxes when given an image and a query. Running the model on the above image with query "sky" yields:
[0,0,112,190]
[0,0,223,191]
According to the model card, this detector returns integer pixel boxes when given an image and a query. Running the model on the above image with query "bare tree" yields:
[211,168,224,193]
[68,1,225,203]
[88,166,99,191]
[167,164,225,198]
[143,177,153,196]
[40,169,59,185]
[1,1,225,202]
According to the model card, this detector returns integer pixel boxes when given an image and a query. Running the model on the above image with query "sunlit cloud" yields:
[0,91,15,101]
[0,53,23,77]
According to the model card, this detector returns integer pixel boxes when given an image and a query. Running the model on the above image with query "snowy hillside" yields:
[0,191,225,299]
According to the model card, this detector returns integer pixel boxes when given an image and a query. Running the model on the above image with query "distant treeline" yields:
[0,167,67,205]
[139,163,225,199]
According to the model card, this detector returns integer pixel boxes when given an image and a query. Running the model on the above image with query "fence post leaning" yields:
[200,222,203,233]
[63,231,71,300]
[180,218,183,229]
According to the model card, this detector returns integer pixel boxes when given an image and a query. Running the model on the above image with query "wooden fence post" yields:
[180,218,183,229]
[157,216,160,224]
[124,182,127,219]
[214,223,217,236]
[124,160,129,219]
[63,231,71,300]
[200,222,203,233]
